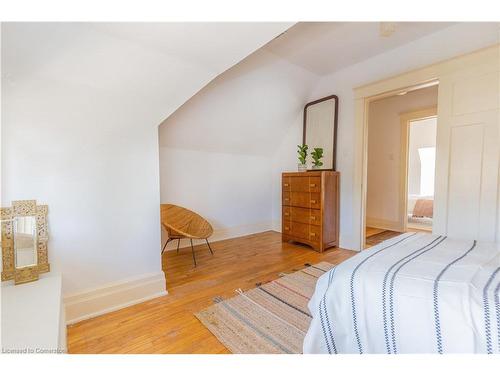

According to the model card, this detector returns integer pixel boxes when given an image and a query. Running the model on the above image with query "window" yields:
[417,146,435,196]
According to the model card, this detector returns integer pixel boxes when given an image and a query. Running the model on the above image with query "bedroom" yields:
[1,1,500,372]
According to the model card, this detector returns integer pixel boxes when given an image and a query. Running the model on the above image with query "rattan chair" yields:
[160,204,214,266]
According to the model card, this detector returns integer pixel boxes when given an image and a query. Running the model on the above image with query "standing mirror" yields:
[1,200,50,284]
[303,95,339,170]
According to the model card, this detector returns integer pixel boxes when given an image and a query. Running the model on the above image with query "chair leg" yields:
[176,238,181,253]
[161,238,171,255]
[190,239,197,267]
[205,239,214,255]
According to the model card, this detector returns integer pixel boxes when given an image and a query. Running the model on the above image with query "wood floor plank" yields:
[67,230,355,353]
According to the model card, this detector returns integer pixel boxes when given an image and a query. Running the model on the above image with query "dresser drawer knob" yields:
[284,198,290,201]
[310,200,317,204]
[285,226,290,230]
[311,216,316,220]
[310,233,316,237]
[284,183,289,187]
[284,212,290,216]
[310,183,316,187]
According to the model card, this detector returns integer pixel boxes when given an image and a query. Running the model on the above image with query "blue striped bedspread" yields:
[303,232,500,354]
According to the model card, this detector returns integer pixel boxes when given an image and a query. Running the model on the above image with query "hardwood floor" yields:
[364,226,433,249]
[67,231,355,353]
[365,226,386,237]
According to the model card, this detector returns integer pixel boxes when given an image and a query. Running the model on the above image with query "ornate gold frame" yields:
[1,200,50,284]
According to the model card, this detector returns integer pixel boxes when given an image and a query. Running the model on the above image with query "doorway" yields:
[402,111,437,233]
[364,84,438,248]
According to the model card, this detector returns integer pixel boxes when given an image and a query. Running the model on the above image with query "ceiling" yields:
[264,22,456,75]
[159,22,500,158]
[89,22,291,73]
[1,22,292,123]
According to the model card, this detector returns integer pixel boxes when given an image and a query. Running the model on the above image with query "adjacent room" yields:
[2,20,500,356]
[365,84,438,247]
[406,115,437,232]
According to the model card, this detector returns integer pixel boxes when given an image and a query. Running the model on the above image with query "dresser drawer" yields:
[309,224,322,243]
[283,221,308,240]
[287,177,321,193]
[282,177,291,192]
[282,192,321,209]
[282,221,321,243]
[283,206,322,225]
[282,220,292,235]
[309,210,322,226]
[308,177,321,193]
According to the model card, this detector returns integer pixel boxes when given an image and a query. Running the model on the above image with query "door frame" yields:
[353,44,498,251]
[355,79,439,251]
[399,107,438,232]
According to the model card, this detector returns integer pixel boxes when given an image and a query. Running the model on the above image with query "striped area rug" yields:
[195,261,334,354]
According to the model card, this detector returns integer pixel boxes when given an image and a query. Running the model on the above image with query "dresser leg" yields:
[176,238,181,253]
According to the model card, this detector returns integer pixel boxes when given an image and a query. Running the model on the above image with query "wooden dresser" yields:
[282,171,339,252]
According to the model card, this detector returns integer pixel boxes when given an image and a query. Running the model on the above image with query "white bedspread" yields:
[303,233,500,354]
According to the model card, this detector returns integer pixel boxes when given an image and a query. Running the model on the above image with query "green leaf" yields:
[311,147,324,166]
[297,144,308,164]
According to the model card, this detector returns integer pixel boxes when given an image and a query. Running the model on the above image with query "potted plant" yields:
[311,147,324,169]
[297,144,308,172]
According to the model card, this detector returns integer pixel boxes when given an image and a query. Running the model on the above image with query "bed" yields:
[303,232,500,354]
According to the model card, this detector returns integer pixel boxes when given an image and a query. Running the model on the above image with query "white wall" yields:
[159,148,274,246]
[366,86,438,229]
[2,77,163,293]
[1,23,291,321]
[159,49,318,247]
[271,22,499,250]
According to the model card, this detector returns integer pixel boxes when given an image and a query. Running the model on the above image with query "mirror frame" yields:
[303,94,339,171]
[1,200,50,284]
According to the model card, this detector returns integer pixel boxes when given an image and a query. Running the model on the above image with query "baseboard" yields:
[271,220,281,233]
[64,272,167,325]
[162,220,275,251]
[366,217,404,232]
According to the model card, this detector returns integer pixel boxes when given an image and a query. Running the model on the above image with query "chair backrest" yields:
[160,204,182,237]
[160,204,213,239]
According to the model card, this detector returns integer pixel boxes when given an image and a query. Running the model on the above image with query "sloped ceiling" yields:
[1,22,293,125]
[159,47,319,155]
[264,22,455,75]
[159,22,463,155]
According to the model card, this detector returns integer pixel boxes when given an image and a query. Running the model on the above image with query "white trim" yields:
[64,272,167,324]
[162,221,274,251]
[366,217,403,232]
